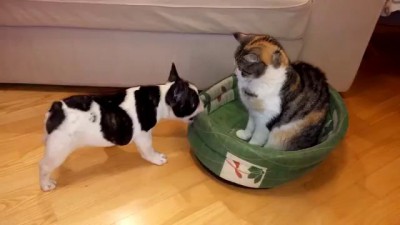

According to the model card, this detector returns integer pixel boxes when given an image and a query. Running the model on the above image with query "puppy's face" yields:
[165,63,204,122]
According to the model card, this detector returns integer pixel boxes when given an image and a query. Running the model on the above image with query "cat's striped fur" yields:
[234,33,329,151]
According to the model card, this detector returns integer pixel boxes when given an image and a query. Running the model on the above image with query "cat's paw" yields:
[249,138,265,146]
[144,151,168,166]
[40,178,57,192]
[236,129,252,141]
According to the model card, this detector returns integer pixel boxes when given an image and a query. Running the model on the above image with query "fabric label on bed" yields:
[220,152,268,188]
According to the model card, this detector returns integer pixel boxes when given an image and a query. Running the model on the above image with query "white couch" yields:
[0,0,386,91]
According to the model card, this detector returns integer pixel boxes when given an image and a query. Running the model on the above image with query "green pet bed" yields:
[188,75,348,188]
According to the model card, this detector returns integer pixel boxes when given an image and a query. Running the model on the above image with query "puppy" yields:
[39,63,204,191]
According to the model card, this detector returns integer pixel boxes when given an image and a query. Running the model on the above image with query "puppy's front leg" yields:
[134,131,167,165]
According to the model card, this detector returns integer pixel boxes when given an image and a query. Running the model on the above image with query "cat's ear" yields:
[244,53,260,63]
[168,62,181,82]
[233,32,254,44]
[272,50,282,68]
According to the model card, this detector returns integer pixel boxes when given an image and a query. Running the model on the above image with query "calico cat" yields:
[39,63,203,191]
[233,33,329,151]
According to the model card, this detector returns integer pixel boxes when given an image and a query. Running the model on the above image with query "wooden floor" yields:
[1,27,400,225]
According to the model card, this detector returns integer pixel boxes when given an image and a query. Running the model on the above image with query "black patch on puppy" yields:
[165,63,199,118]
[63,95,93,111]
[89,113,96,123]
[135,86,161,132]
[46,101,65,134]
[166,81,199,118]
[61,91,133,145]
[93,91,126,108]
[94,91,133,145]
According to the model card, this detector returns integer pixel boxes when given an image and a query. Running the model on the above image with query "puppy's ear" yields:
[168,63,181,82]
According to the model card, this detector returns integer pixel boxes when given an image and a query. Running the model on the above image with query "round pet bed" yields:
[188,75,348,188]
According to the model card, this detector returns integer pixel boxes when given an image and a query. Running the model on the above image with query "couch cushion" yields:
[0,0,311,39]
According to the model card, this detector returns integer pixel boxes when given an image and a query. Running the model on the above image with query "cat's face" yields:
[233,32,289,79]
[165,63,204,122]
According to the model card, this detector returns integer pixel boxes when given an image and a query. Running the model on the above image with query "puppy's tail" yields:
[45,101,65,135]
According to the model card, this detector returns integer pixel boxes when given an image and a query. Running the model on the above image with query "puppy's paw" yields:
[236,129,252,141]
[40,179,57,192]
[144,151,168,166]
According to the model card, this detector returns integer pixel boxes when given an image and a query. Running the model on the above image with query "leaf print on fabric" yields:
[248,166,264,184]
[217,86,227,102]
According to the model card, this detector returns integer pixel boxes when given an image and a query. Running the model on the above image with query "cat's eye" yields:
[242,70,251,76]
[244,53,259,63]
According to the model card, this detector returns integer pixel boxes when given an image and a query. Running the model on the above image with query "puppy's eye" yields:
[189,117,194,121]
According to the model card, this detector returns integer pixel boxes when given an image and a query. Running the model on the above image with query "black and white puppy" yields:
[39,63,204,191]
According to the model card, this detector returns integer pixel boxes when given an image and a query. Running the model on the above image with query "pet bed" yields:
[188,75,348,188]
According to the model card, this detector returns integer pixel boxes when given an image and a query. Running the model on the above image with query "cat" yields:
[39,63,204,191]
[233,32,329,151]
